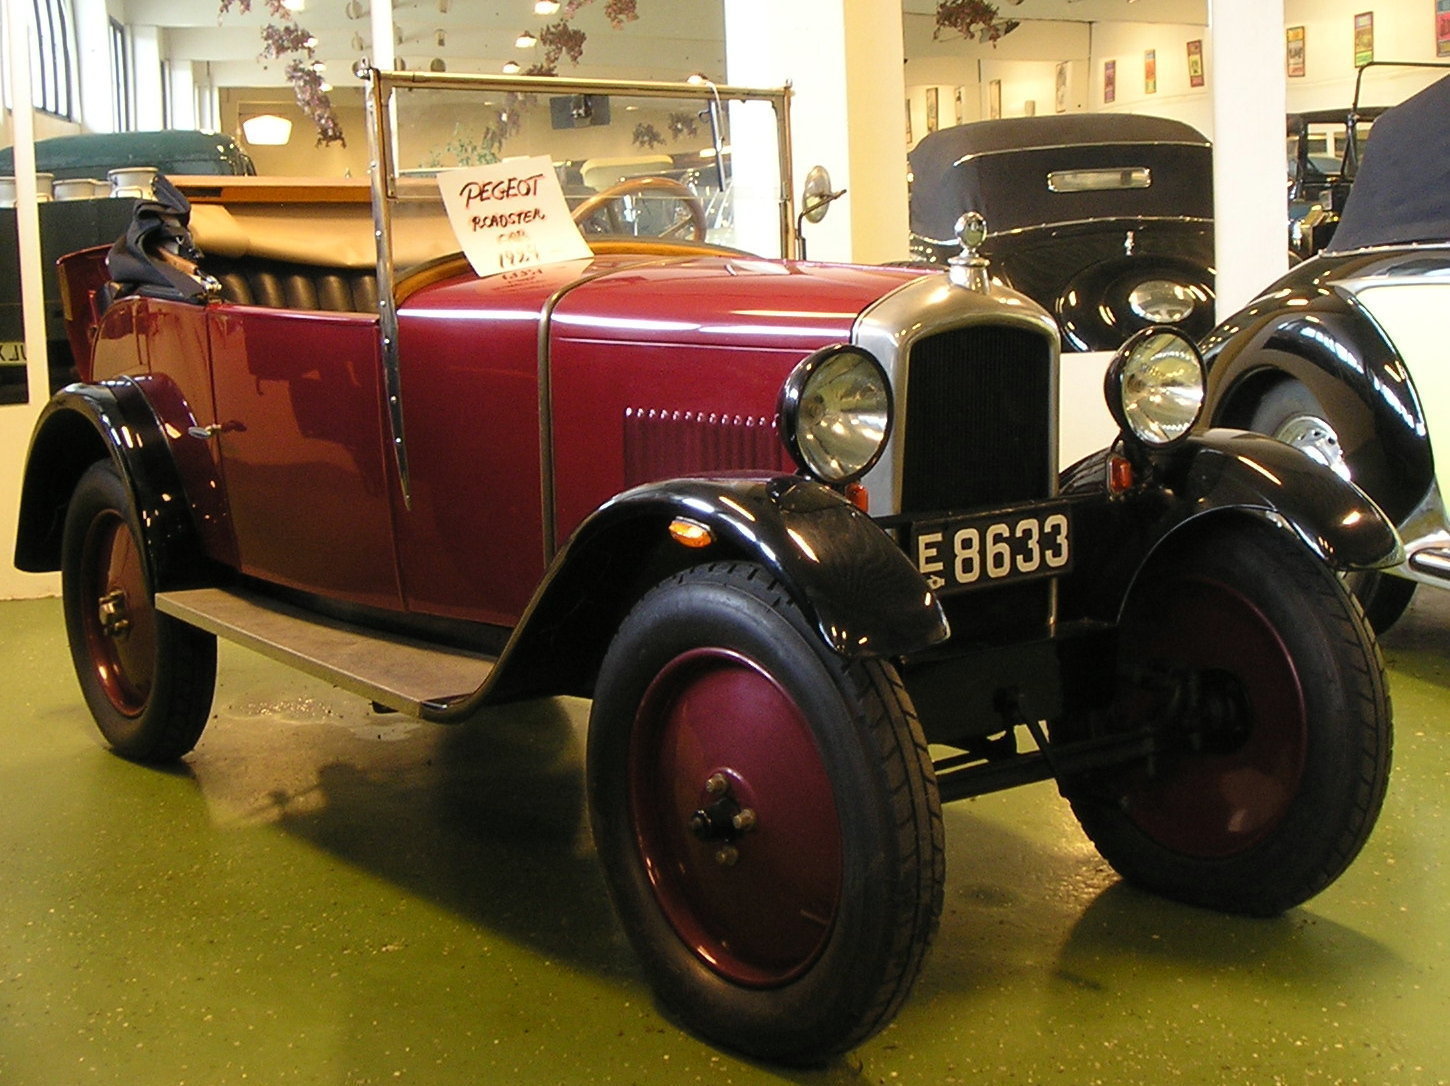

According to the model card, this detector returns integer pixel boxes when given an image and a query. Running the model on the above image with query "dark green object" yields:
[0,129,255,180]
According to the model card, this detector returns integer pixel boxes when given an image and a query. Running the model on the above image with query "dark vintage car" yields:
[907,113,1215,350]
[1204,73,1450,633]
[1286,106,1383,257]
[16,70,1397,1063]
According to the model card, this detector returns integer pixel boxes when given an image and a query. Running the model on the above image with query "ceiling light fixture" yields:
[502,60,521,73]
[515,30,537,48]
[534,0,561,13]
[242,114,293,145]
[282,0,305,11]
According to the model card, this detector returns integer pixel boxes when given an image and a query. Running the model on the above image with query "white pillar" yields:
[1,0,60,598]
[724,0,909,264]
[1209,0,1288,318]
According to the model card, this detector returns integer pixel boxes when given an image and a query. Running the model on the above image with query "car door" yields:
[205,305,403,610]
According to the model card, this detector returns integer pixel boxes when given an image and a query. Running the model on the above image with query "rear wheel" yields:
[588,562,943,1063]
[62,460,216,762]
[1058,521,1391,916]
[1249,378,1415,632]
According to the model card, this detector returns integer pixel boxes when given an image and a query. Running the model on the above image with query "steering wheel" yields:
[571,176,708,242]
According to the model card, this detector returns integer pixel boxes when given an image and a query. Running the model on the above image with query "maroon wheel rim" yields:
[79,510,157,718]
[1116,575,1308,858]
[628,648,843,987]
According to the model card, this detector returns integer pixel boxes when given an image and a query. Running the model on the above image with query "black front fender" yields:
[1064,430,1400,624]
[1164,429,1401,568]
[443,475,949,714]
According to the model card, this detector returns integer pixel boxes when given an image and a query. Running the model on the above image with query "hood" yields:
[408,251,931,352]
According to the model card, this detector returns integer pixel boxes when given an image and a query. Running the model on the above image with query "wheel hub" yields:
[686,771,758,867]
[97,587,133,639]
[1275,412,1351,481]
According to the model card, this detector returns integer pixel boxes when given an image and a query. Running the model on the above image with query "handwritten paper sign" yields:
[438,155,592,276]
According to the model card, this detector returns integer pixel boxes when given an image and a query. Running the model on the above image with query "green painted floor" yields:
[2,592,1448,1085]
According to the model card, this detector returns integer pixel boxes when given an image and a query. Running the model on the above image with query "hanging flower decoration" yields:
[564,0,639,30]
[667,112,698,140]
[632,123,666,149]
[218,0,345,146]
[933,0,1020,45]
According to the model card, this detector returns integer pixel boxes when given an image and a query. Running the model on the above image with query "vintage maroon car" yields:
[16,70,1397,1063]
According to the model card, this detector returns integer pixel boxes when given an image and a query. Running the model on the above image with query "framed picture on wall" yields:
[1104,60,1116,104]
[954,85,965,125]
[1055,61,1069,112]
[1438,0,1450,57]
[1354,12,1374,67]
[988,79,1002,120]
[1187,39,1205,87]
[1287,25,1306,76]
[1145,49,1157,94]
[905,99,912,146]
[926,86,939,133]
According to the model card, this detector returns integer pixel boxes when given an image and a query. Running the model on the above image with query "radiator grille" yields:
[900,325,1054,514]
[623,408,792,487]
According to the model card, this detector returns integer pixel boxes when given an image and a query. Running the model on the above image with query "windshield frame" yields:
[358,66,794,507]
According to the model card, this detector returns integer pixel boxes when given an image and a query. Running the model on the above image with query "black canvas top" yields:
[1327,76,1450,251]
[908,114,1212,241]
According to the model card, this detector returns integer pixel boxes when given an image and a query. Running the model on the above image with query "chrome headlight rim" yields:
[778,344,893,485]
[1104,327,1206,450]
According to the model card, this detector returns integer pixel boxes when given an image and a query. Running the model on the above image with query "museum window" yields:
[30,0,76,120]
[109,17,133,131]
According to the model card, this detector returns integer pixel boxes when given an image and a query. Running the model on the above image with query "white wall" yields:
[1090,21,1214,136]
[1283,0,1450,110]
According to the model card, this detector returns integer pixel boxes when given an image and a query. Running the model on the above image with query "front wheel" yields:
[1058,521,1392,916]
[62,460,216,762]
[588,562,943,1063]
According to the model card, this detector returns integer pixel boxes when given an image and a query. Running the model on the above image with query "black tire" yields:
[1058,520,1391,916]
[588,562,943,1063]
[1343,569,1417,634]
[1247,379,1414,633]
[61,460,216,762]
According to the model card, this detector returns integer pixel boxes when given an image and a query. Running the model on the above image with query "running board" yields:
[156,587,494,717]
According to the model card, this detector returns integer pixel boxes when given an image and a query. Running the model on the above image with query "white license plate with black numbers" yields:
[909,504,1072,593]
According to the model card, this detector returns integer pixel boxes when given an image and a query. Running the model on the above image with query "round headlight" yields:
[1105,328,1205,447]
[778,345,892,483]
[1127,278,1199,324]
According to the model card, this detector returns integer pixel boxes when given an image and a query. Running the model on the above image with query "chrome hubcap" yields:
[1275,413,1350,481]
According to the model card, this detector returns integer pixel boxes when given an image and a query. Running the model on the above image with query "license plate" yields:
[909,503,1072,593]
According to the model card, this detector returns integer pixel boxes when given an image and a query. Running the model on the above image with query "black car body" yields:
[1205,73,1450,631]
[908,113,1215,350]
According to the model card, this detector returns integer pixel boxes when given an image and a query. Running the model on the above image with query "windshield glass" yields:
[365,69,791,268]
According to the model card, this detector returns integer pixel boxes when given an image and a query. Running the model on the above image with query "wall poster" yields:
[1186,39,1205,88]
[1144,49,1157,93]
[1438,0,1450,57]
[1104,59,1116,104]
[926,86,939,133]
[1354,11,1374,67]
[1287,25,1306,77]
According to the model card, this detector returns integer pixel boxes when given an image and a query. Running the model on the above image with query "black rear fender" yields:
[13,381,212,589]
